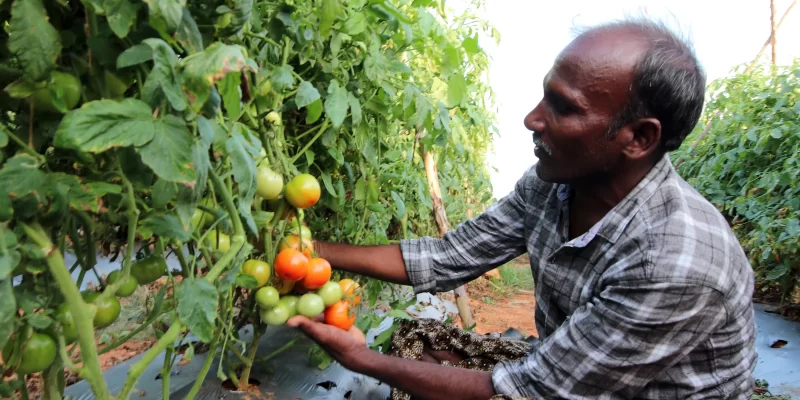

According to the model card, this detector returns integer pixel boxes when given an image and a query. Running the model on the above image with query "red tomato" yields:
[274,248,308,281]
[324,301,356,331]
[298,257,331,290]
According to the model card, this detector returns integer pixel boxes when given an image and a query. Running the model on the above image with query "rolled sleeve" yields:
[399,168,536,294]
[491,280,727,399]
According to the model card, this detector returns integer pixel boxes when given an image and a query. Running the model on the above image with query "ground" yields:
[467,256,538,338]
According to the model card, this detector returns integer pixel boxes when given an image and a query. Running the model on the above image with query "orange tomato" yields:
[298,258,332,290]
[274,248,309,281]
[278,234,313,258]
[338,278,361,306]
[284,174,321,209]
[324,301,356,331]
[271,276,295,295]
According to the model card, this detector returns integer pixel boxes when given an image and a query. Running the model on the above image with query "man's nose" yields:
[524,103,546,132]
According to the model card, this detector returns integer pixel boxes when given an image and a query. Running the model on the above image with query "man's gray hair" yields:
[578,17,707,153]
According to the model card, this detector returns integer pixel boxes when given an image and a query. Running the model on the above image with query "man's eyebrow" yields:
[544,81,586,111]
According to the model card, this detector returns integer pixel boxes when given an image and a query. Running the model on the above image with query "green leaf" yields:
[766,264,789,280]
[386,309,412,319]
[446,74,466,108]
[105,0,139,38]
[324,81,349,128]
[354,179,367,201]
[367,203,385,213]
[54,99,156,152]
[770,128,783,139]
[8,0,62,81]
[390,191,406,218]
[225,124,261,234]
[745,128,758,142]
[0,280,16,352]
[141,38,187,111]
[348,93,362,125]
[306,99,323,124]
[4,79,37,99]
[235,274,259,289]
[27,313,53,330]
[327,147,344,165]
[218,73,242,121]
[330,33,343,57]
[151,179,177,208]
[296,81,321,108]
[342,12,366,35]
[0,154,44,197]
[144,0,185,33]
[138,115,196,184]
[318,0,343,39]
[271,65,295,92]
[418,10,435,37]
[175,8,204,54]
[177,278,218,343]
[141,214,190,242]
[463,36,480,54]
[321,173,338,198]
[117,44,153,69]
[181,43,253,111]
[0,130,7,148]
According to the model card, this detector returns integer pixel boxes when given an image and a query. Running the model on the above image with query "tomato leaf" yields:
[234,274,259,289]
[181,42,253,111]
[354,179,367,201]
[318,0,343,39]
[321,173,338,198]
[27,313,53,330]
[151,179,177,209]
[324,80,349,128]
[218,72,242,121]
[390,191,406,219]
[766,264,789,280]
[177,278,218,343]
[348,93,362,125]
[105,0,139,38]
[0,154,45,197]
[295,81,321,108]
[140,214,190,242]
[176,8,204,54]
[342,12,366,35]
[224,124,260,234]
[143,0,185,33]
[446,74,466,108]
[271,65,295,92]
[305,99,323,124]
[117,44,153,69]
[367,203,385,213]
[386,309,412,320]
[0,279,16,352]
[141,38,187,112]
[327,147,344,165]
[463,36,480,54]
[54,99,157,153]
[8,0,62,81]
[138,115,196,184]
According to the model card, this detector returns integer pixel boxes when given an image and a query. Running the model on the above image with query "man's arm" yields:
[314,242,411,285]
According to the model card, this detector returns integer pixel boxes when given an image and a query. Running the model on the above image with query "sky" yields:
[466,0,800,199]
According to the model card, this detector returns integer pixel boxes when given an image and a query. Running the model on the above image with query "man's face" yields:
[524,30,646,183]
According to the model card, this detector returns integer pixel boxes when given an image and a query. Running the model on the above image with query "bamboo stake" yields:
[419,141,475,329]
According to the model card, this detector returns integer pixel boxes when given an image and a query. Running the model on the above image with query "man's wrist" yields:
[346,346,382,374]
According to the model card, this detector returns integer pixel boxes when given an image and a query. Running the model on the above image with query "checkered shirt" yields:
[400,155,757,399]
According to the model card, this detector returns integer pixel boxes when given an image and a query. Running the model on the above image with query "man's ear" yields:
[621,118,661,160]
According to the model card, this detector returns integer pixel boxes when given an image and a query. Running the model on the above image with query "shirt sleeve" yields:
[491,279,727,399]
[399,167,536,294]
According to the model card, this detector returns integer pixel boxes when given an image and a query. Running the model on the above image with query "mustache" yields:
[532,132,553,155]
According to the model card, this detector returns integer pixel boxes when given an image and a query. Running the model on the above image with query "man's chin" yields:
[535,162,558,183]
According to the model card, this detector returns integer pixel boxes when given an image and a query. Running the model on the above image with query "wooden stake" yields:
[747,0,796,72]
[420,142,475,329]
[771,0,778,64]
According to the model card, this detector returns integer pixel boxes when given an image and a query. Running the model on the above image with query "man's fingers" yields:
[287,315,333,343]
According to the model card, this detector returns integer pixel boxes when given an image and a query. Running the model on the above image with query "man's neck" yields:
[568,158,657,239]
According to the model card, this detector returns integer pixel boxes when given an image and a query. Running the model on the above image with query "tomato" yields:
[107,270,138,297]
[278,295,299,318]
[265,111,282,126]
[339,279,362,306]
[271,276,295,295]
[54,304,77,344]
[31,71,81,113]
[274,248,308,281]
[316,281,343,307]
[241,259,271,288]
[324,301,356,331]
[256,286,280,309]
[298,258,331,290]
[130,256,167,285]
[206,230,231,253]
[287,224,312,240]
[278,234,313,258]
[260,303,290,326]
[190,208,214,230]
[256,166,283,200]
[82,291,121,328]
[257,78,272,97]
[284,174,321,209]
[3,332,57,375]
[297,293,325,318]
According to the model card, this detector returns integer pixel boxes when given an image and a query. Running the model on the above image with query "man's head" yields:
[525,18,706,183]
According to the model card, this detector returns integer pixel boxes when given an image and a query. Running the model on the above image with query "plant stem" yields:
[98,171,139,303]
[56,334,81,373]
[243,31,282,49]
[0,124,45,163]
[172,244,191,278]
[182,337,219,400]
[21,223,110,400]
[289,118,330,163]
[205,170,246,281]
[42,358,62,400]
[161,347,173,400]
[118,323,182,399]
[238,324,263,389]
[257,336,300,363]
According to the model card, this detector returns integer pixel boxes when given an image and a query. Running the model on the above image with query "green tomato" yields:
[190,208,212,231]
[278,295,299,318]
[256,166,284,200]
[296,293,325,318]
[130,256,167,285]
[287,224,312,239]
[82,291,122,329]
[260,303,290,326]
[316,281,343,307]
[206,230,231,253]
[242,259,271,288]
[265,111,282,126]
[54,304,77,344]
[256,286,280,309]
[107,270,138,297]
[4,332,57,375]
[31,71,81,113]
[257,78,272,97]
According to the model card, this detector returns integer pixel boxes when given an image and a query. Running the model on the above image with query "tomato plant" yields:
[0,0,498,397]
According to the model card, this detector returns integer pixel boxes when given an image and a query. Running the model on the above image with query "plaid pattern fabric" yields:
[400,155,757,399]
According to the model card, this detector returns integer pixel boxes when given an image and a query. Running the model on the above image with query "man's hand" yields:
[286,315,367,370]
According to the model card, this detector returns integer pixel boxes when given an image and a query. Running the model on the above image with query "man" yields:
[287,18,757,399]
